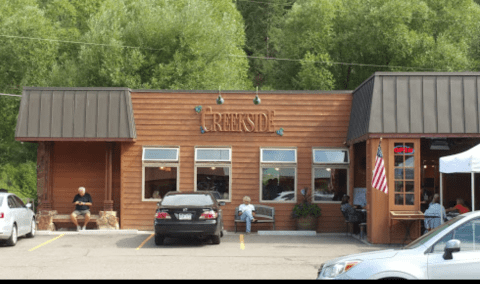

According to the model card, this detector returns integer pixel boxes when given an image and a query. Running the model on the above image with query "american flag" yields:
[372,139,388,194]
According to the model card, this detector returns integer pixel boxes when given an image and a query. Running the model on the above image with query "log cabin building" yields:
[14,72,480,244]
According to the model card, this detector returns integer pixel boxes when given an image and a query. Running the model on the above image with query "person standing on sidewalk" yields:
[71,187,93,231]
[238,196,257,234]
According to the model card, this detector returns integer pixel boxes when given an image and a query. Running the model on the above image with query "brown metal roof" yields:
[15,87,136,141]
[347,72,480,144]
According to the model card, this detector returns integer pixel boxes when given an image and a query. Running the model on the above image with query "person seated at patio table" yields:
[424,194,446,232]
[238,196,257,234]
[340,195,365,234]
[446,198,470,214]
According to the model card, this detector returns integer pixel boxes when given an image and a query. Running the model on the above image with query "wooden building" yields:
[15,72,480,244]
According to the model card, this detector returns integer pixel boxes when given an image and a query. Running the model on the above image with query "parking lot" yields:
[0,231,398,279]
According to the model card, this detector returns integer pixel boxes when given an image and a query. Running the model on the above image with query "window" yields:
[312,148,349,203]
[143,148,178,162]
[260,148,297,202]
[313,149,349,164]
[195,147,231,201]
[431,218,480,253]
[394,143,415,206]
[142,146,179,201]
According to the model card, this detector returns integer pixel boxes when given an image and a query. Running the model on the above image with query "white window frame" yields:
[142,147,179,162]
[142,146,180,202]
[195,148,232,162]
[261,148,297,163]
[194,147,232,202]
[260,147,297,203]
[312,148,349,164]
[312,147,350,204]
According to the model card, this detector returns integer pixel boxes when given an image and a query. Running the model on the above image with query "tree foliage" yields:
[268,0,480,90]
[48,0,252,90]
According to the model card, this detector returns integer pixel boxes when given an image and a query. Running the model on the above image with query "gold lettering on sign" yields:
[200,108,275,133]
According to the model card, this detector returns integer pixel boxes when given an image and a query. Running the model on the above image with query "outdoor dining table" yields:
[390,211,425,245]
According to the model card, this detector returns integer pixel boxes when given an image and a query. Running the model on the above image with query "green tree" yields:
[267,0,480,90]
[267,0,338,90]
[331,0,480,89]
[48,0,252,90]
[235,0,296,89]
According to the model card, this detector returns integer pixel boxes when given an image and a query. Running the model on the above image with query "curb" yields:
[36,229,139,235]
[257,230,317,236]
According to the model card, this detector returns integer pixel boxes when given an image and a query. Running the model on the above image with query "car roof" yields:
[165,191,214,196]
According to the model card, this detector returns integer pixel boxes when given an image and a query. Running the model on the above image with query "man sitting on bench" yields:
[71,187,93,231]
[238,196,257,234]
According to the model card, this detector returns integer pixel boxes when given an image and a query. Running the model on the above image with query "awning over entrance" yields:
[15,87,137,142]
[346,72,480,144]
[440,143,480,173]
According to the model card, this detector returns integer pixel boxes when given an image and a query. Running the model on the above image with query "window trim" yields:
[142,147,179,162]
[142,146,180,202]
[311,165,350,204]
[260,148,297,164]
[260,147,297,203]
[142,163,180,202]
[194,164,232,203]
[312,147,350,164]
[195,148,232,162]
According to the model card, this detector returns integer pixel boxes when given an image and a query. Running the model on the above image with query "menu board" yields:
[353,187,367,207]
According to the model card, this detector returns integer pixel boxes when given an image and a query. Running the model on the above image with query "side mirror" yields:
[26,203,32,209]
[443,239,461,260]
[219,201,226,206]
[156,201,162,207]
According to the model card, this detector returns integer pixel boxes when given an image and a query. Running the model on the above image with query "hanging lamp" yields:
[253,86,261,105]
[216,86,224,105]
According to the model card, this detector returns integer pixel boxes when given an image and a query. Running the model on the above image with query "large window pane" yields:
[196,149,231,162]
[262,168,295,201]
[313,149,348,164]
[261,149,296,163]
[313,168,347,202]
[196,167,230,200]
[144,167,177,199]
[143,148,178,161]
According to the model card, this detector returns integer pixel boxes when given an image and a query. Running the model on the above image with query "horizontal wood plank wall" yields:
[121,92,352,231]
[51,142,112,214]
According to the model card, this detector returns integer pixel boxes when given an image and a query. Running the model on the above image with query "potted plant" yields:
[292,187,322,231]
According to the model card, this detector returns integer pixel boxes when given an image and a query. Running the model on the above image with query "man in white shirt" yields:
[239,196,257,233]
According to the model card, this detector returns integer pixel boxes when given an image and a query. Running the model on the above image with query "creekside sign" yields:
[200,107,275,133]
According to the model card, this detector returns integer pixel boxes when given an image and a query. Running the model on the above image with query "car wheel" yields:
[154,234,165,246]
[26,218,36,238]
[211,233,221,245]
[6,224,18,246]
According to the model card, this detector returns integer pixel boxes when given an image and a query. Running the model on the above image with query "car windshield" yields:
[0,196,3,206]
[161,194,214,206]
[404,215,466,249]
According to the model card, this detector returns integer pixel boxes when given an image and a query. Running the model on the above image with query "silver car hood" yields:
[324,249,399,266]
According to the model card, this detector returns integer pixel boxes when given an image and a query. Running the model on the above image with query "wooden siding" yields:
[50,142,121,215]
[121,92,353,231]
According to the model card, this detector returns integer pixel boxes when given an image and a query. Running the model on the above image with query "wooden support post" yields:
[37,141,54,212]
[104,142,114,212]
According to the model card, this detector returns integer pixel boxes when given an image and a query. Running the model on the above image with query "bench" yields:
[52,214,99,229]
[234,205,275,233]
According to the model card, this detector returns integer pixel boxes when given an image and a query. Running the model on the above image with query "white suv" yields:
[0,190,36,246]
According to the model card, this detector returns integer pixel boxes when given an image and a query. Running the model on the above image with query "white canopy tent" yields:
[439,144,480,219]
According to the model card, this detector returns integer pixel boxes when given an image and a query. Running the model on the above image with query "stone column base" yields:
[96,211,119,230]
[36,210,57,231]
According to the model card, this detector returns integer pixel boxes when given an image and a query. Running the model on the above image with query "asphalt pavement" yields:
[0,231,397,279]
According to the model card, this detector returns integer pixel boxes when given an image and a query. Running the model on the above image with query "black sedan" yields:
[154,191,224,245]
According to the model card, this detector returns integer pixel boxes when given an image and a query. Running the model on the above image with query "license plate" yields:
[178,213,192,220]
